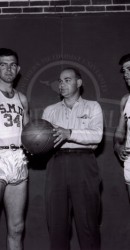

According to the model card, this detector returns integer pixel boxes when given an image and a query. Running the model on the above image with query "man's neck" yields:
[0,81,13,93]
[64,94,80,109]
[0,81,14,98]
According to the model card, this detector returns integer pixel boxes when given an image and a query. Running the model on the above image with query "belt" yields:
[59,148,93,153]
[0,144,23,151]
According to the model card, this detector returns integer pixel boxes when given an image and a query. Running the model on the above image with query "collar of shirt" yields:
[61,96,83,109]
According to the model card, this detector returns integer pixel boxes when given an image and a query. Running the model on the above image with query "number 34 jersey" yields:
[0,90,24,147]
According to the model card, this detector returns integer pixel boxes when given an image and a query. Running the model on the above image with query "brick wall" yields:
[0,0,130,14]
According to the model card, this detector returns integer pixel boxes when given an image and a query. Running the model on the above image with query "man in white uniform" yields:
[114,54,130,198]
[42,67,103,250]
[0,48,29,250]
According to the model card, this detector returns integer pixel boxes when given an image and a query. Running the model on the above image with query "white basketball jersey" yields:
[0,90,24,146]
[124,95,130,148]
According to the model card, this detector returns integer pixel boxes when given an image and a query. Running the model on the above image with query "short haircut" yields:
[0,48,19,64]
[119,54,130,66]
[61,67,82,79]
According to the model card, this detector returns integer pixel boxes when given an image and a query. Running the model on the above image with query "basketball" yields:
[21,119,54,154]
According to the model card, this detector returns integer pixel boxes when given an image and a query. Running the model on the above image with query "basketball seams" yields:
[35,128,53,153]
[40,131,53,153]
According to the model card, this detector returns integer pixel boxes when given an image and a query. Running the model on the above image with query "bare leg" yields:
[0,180,6,218]
[126,184,130,201]
[0,180,6,203]
[4,180,28,250]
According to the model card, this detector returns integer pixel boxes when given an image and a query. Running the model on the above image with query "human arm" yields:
[53,102,103,147]
[114,95,129,161]
[19,92,29,126]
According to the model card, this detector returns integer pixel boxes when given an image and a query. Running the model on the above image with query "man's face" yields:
[59,69,81,98]
[0,56,20,83]
[122,61,130,86]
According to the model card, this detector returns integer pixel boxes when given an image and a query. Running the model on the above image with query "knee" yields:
[8,221,24,239]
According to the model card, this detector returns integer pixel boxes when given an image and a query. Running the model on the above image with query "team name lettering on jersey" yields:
[0,103,23,115]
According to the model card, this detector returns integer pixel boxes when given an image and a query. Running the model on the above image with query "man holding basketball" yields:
[114,54,130,199]
[42,67,103,250]
[0,48,29,250]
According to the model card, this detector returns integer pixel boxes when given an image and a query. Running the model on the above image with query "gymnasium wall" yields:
[0,0,130,14]
[0,12,130,250]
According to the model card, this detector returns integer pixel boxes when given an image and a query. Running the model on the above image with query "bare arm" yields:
[114,95,128,161]
[19,92,29,126]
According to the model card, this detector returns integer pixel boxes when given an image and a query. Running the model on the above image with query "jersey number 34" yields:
[4,114,20,127]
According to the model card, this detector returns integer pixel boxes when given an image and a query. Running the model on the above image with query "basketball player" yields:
[114,54,130,198]
[42,67,103,250]
[0,48,29,250]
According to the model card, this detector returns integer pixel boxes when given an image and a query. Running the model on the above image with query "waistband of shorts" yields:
[0,144,23,151]
[58,148,93,153]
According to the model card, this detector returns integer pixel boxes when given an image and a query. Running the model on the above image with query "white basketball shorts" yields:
[0,149,28,185]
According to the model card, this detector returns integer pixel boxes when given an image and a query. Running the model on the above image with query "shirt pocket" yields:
[78,117,89,129]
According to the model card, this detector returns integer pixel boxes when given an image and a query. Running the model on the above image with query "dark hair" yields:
[119,54,130,66]
[0,48,19,64]
[61,67,82,79]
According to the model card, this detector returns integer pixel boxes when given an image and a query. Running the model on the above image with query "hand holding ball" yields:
[21,119,54,154]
